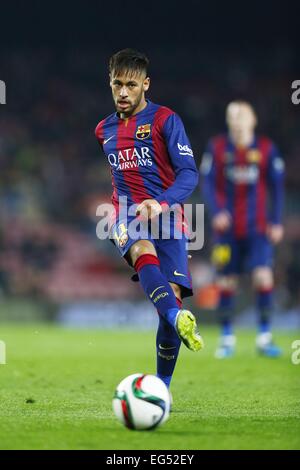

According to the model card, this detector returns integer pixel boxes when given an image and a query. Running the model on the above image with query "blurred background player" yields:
[95,49,204,389]
[201,101,285,358]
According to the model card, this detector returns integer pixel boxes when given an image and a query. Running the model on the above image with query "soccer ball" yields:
[112,373,171,430]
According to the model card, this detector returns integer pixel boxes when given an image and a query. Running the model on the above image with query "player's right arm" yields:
[95,120,105,148]
[200,140,231,232]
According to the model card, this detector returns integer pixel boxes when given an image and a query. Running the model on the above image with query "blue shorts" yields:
[212,233,274,275]
[110,214,193,298]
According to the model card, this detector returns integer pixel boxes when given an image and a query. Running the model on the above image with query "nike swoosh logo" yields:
[174,270,186,277]
[159,344,177,350]
[103,135,114,145]
[149,286,165,299]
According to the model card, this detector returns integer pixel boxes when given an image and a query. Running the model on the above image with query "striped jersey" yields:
[95,100,198,214]
[201,134,285,238]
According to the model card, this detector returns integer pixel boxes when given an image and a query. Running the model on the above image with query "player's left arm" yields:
[267,143,285,244]
[155,113,199,207]
[136,114,198,219]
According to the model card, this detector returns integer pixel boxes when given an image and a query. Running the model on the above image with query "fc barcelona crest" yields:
[114,223,129,248]
[247,150,262,164]
[136,123,151,140]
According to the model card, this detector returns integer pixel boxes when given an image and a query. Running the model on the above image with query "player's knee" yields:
[170,283,182,302]
[129,240,157,265]
[217,276,238,292]
[252,267,274,289]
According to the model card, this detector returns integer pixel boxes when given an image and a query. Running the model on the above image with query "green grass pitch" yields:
[0,324,299,450]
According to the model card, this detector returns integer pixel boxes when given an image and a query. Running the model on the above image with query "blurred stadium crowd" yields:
[0,46,300,310]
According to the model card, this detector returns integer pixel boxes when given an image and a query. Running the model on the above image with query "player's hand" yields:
[267,224,284,245]
[135,199,163,221]
[212,211,232,232]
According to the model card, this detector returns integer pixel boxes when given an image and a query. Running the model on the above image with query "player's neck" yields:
[120,98,148,120]
[230,132,254,148]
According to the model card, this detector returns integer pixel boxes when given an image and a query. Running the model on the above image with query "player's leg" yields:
[113,216,202,352]
[128,240,182,329]
[111,216,182,329]
[156,282,182,388]
[211,239,239,358]
[252,266,281,357]
[253,266,274,334]
[154,234,204,353]
[250,234,281,357]
[215,275,238,358]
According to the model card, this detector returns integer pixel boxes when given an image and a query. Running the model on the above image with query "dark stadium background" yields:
[0,0,299,327]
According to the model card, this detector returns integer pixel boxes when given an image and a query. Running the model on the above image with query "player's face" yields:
[110,70,150,117]
[226,103,257,145]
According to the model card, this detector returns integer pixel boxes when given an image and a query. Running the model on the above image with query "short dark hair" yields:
[109,48,149,77]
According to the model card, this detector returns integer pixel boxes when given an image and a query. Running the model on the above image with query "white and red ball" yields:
[112,373,171,430]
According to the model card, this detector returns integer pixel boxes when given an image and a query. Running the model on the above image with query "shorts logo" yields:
[136,124,151,140]
[114,223,129,248]
[174,270,186,277]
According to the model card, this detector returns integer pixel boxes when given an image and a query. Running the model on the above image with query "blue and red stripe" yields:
[115,116,152,204]
[152,107,176,190]
[233,147,248,238]
[256,137,271,233]
[214,137,227,212]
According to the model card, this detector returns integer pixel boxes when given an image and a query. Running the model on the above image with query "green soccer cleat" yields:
[175,310,204,352]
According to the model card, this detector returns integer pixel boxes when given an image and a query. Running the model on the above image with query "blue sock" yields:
[135,254,180,328]
[156,305,181,389]
[256,289,273,334]
[218,289,235,336]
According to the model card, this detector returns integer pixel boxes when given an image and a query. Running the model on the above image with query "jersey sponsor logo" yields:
[246,150,262,164]
[103,135,115,145]
[107,147,153,171]
[226,165,259,184]
[177,143,194,157]
[136,123,151,140]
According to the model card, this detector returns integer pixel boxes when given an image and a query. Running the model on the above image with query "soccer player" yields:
[201,101,285,358]
[95,49,204,389]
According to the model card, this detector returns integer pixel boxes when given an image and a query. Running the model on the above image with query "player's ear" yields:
[143,77,150,92]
